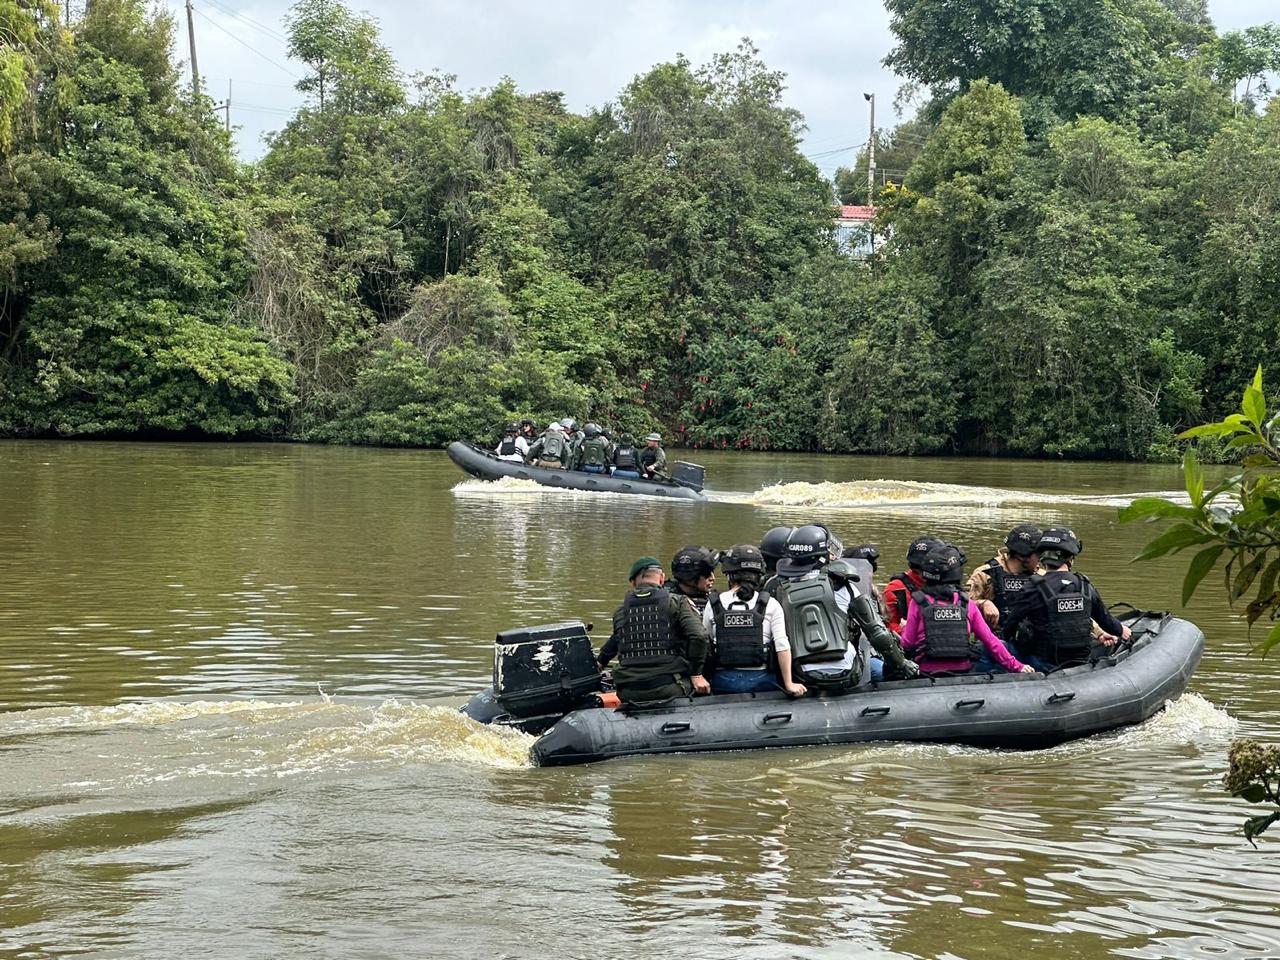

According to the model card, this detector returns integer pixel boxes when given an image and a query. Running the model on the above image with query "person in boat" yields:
[525,422,572,469]
[670,545,719,616]
[640,433,667,480]
[518,418,538,444]
[576,423,612,474]
[759,527,794,585]
[841,544,885,616]
[883,536,943,635]
[900,544,1034,676]
[1000,528,1131,672]
[494,422,529,463]
[596,556,711,704]
[559,418,582,466]
[772,524,919,690]
[828,549,921,683]
[611,433,642,478]
[703,544,807,697]
[966,524,1042,629]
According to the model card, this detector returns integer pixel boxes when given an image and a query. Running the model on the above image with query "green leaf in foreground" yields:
[1182,545,1226,606]
[1133,524,1215,562]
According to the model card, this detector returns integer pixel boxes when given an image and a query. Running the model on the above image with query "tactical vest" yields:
[710,591,771,669]
[614,445,639,470]
[581,437,609,467]
[539,431,567,463]
[986,558,1030,621]
[913,590,973,661]
[640,446,660,467]
[615,588,682,669]
[1031,573,1093,664]
[774,575,849,665]
[499,436,518,456]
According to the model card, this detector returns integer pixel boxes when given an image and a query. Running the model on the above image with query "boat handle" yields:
[1047,692,1076,704]
[660,722,691,734]
[955,698,986,709]
[762,712,793,724]
[861,706,891,717]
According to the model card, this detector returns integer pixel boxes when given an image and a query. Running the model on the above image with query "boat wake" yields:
[2,698,536,783]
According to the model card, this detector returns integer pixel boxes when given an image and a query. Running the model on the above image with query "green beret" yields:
[628,556,662,581]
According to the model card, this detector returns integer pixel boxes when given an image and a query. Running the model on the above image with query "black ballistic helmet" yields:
[1036,528,1083,564]
[781,525,832,571]
[759,526,795,570]
[922,544,966,584]
[1005,524,1043,558]
[504,421,518,433]
[583,423,601,438]
[721,544,766,579]
[907,535,944,571]
[671,545,718,583]
[842,544,880,571]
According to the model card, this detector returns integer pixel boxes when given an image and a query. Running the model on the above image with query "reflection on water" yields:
[1,440,1278,959]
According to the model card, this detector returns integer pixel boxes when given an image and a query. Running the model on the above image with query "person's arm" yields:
[766,600,804,695]
[1001,588,1037,644]
[674,596,711,693]
[516,436,529,456]
[526,438,542,461]
[969,603,1030,672]
[1089,586,1129,641]
[967,568,1000,627]
[899,603,924,656]
[597,632,618,668]
[883,582,905,635]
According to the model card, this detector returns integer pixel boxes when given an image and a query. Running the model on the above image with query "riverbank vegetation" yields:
[2,0,1278,457]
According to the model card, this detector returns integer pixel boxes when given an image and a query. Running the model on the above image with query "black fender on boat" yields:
[446,441,709,500]
[524,613,1204,766]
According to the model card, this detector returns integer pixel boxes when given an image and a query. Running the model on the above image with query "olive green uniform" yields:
[599,592,708,704]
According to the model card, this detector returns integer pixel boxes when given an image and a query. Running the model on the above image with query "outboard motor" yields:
[671,461,706,492]
[493,621,602,721]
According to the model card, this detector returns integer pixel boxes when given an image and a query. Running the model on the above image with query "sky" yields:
[162,0,1277,170]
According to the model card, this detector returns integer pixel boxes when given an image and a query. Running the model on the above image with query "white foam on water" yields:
[1,698,536,777]
[451,476,552,495]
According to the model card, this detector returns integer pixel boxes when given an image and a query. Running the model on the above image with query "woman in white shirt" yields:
[703,544,807,697]
[495,423,529,463]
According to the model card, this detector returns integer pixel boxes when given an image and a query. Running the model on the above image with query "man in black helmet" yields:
[576,423,612,474]
[703,544,807,696]
[495,422,529,463]
[597,556,711,703]
[612,433,642,478]
[883,536,944,636]
[1001,528,1131,671]
[670,545,718,616]
[967,524,1042,629]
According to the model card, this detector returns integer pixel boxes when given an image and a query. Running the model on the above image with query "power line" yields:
[201,0,288,43]
[193,7,299,79]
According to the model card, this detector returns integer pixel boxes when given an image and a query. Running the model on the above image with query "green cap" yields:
[628,556,663,581]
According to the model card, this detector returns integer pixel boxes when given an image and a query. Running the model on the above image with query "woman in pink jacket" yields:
[900,544,1034,676]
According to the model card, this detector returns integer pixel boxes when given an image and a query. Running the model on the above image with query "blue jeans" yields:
[582,465,605,474]
[711,669,779,694]
[868,657,885,683]
[613,469,640,478]
[972,640,1023,675]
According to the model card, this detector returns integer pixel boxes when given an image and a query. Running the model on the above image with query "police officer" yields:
[967,524,1042,629]
[612,433,642,477]
[1001,528,1131,671]
[495,422,528,463]
[670,545,718,615]
[703,544,806,696]
[525,422,571,468]
[759,527,794,581]
[640,433,667,479]
[559,418,582,465]
[597,556,711,703]
[883,536,944,635]
[576,423,612,474]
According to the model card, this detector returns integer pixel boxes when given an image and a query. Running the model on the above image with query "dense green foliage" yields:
[1120,370,1280,840]
[2,0,1278,456]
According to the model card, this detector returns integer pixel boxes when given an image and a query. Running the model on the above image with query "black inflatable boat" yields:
[461,611,1205,766]
[446,441,709,500]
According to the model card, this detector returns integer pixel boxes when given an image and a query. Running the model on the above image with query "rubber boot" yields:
[848,594,920,679]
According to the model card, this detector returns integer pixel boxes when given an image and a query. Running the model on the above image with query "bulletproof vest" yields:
[581,436,609,466]
[987,558,1030,620]
[499,436,518,456]
[615,588,682,669]
[615,445,639,470]
[540,431,567,463]
[710,591,770,669]
[640,446,660,467]
[887,572,914,620]
[1032,572,1093,663]
[774,574,849,665]
[913,591,972,661]
[675,586,709,616]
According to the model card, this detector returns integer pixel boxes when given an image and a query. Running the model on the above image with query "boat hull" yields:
[446,441,708,500]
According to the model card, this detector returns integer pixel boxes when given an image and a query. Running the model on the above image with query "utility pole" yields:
[185,0,201,96]
[863,92,876,206]
[224,79,231,131]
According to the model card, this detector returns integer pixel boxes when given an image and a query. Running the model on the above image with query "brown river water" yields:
[1,441,1276,959]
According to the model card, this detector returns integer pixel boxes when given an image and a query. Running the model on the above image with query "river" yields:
[1,441,1276,959]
